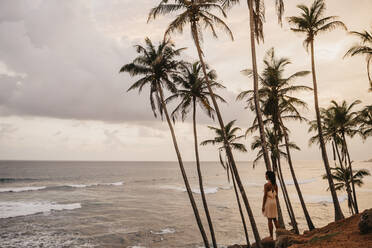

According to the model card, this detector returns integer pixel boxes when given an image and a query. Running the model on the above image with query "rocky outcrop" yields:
[359,208,372,234]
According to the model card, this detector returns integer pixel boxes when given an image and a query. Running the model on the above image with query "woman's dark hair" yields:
[266,171,276,186]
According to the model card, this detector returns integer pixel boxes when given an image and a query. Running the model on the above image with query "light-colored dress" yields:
[263,190,278,219]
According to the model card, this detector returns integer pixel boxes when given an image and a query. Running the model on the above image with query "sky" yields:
[0,0,371,161]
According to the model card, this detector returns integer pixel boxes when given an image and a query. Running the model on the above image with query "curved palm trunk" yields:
[193,99,218,247]
[228,160,251,247]
[247,0,272,171]
[310,40,344,221]
[341,133,358,214]
[157,86,210,247]
[277,155,299,234]
[280,117,315,230]
[191,22,262,248]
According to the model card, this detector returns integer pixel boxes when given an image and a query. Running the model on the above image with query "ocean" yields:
[0,160,371,248]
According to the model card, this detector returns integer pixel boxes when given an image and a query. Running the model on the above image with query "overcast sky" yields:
[0,0,371,161]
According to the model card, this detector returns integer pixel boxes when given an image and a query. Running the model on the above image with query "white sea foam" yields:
[0,182,124,193]
[0,186,46,193]
[305,195,347,204]
[161,185,219,194]
[0,201,82,218]
[192,187,219,194]
[285,178,317,185]
[103,181,123,186]
[150,227,176,235]
[67,184,88,188]
[68,181,124,187]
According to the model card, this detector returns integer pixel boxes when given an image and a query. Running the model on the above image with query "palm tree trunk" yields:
[228,160,251,247]
[277,155,299,234]
[271,155,286,229]
[334,138,345,169]
[247,0,272,172]
[191,22,262,248]
[341,132,358,214]
[157,85,210,247]
[280,117,315,230]
[310,40,344,221]
[333,138,355,214]
[193,98,218,247]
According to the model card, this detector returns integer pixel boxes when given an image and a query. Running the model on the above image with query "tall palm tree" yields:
[220,0,285,172]
[344,28,372,91]
[238,48,315,230]
[166,61,226,247]
[119,38,210,247]
[323,166,370,214]
[148,1,263,246]
[201,120,251,247]
[287,0,347,221]
[358,105,372,139]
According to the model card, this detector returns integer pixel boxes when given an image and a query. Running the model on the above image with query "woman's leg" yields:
[274,218,279,229]
[268,218,274,238]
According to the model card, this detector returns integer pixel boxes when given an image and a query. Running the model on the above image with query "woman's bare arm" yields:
[262,183,268,212]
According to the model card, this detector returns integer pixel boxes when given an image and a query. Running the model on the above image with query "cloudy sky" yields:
[0,0,371,161]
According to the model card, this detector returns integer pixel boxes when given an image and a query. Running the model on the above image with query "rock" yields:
[250,237,275,248]
[275,235,307,248]
[359,208,372,234]
[276,228,293,237]
[227,245,248,248]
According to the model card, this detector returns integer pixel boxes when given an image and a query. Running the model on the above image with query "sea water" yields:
[0,160,371,247]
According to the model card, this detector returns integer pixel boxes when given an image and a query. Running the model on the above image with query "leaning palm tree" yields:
[220,0,286,172]
[323,166,370,214]
[344,28,372,91]
[148,1,262,246]
[287,0,347,221]
[119,38,210,247]
[166,61,226,247]
[358,105,372,139]
[201,120,251,247]
[238,48,315,230]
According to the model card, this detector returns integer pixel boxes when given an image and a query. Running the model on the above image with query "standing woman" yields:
[262,171,279,238]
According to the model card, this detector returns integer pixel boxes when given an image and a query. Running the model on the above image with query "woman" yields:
[262,171,279,238]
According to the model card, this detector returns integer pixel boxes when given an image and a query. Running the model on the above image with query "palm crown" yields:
[120,38,185,118]
[344,28,372,90]
[237,48,311,132]
[287,0,347,49]
[166,61,226,121]
[148,0,233,43]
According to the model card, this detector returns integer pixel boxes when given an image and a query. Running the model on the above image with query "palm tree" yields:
[201,120,251,247]
[308,108,356,214]
[166,61,226,247]
[238,48,315,230]
[220,0,286,172]
[323,166,370,214]
[309,100,362,214]
[328,100,361,213]
[287,0,347,221]
[119,38,210,247]
[148,1,263,246]
[344,28,372,91]
[358,105,372,139]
